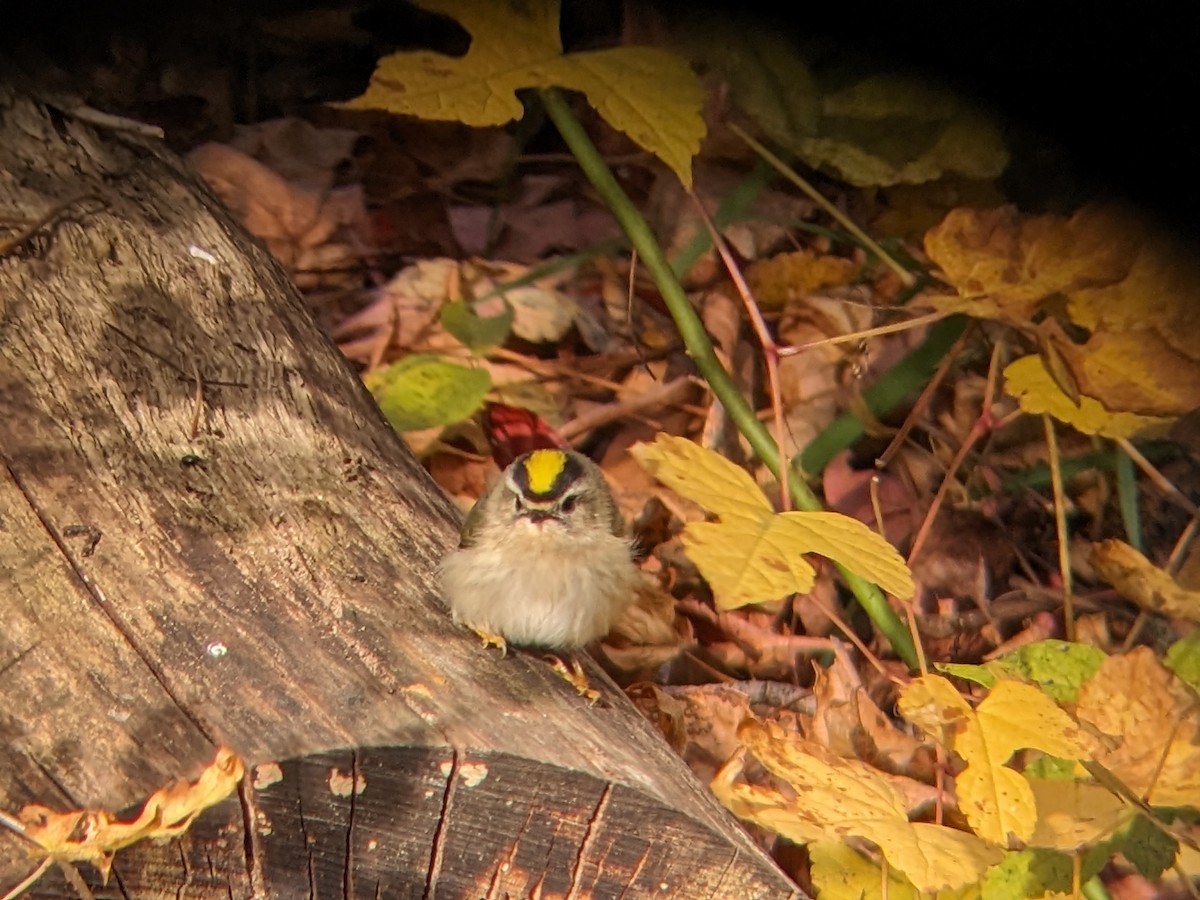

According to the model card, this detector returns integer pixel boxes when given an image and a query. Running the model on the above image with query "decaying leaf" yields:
[631,434,913,607]
[713,718,1002,892]
[925,204,1200,418]
[15,746,244,882]
[1089,539,1200,624]
[1075,648,1200,808]
[898,676,1092,845]
[343,0,704,186]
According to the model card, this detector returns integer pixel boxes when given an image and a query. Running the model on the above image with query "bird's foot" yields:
[545,654,601,706]
[469,625,508,657]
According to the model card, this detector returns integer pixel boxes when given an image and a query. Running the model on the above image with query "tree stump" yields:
[0,85,798,898]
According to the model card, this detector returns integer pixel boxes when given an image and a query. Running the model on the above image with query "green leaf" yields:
[982,849,1073,899]
[441,298,513,352]
[1106,815,1178,880]
[343,0,704,186]
[365,355,490,432]
[1165,629,1200,689]
[935,663,997,690]
[988,639,1107,703]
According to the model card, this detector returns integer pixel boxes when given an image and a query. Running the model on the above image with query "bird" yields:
[440,448,639,702]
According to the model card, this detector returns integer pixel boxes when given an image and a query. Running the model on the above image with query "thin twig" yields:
[559,376,695,442]
[877,322,975,470]
[688,191,791,509]
[0,859,53,900]
[779,310,949,356]
[1044,416,1076,642]
[728,123,914,287]
[908,340,1004,565]
[0,192,97,256]
[1115,436,1200,518]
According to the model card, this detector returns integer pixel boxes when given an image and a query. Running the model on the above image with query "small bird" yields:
[441,448,639,702]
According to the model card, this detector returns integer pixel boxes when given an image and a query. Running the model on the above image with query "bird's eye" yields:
[560,495,578,514]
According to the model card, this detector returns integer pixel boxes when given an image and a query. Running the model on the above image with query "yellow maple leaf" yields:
[17,746,244,881]
[1089,539,1200,623]
[632,434,914,607]
[899,676,1092,845]
[924,204,1200,418]
[1003,355,1173,439]
[1075,648,1200,807]
[342,0,704,186]
[713,718,1002,892]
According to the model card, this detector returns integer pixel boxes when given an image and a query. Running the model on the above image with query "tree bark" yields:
[0,85,798,898]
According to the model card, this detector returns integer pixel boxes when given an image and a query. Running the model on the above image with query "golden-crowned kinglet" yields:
[441,449,638,657]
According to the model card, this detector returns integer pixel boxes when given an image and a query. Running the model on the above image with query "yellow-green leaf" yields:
[365,355,491,432]
[809,841,985,900]
[343,0,704,186]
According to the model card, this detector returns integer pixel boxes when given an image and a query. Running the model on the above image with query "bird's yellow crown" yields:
[522,449,570,496]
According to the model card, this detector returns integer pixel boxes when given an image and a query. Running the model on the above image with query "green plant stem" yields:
[1115,444,1143,552]
[539,86,918,669]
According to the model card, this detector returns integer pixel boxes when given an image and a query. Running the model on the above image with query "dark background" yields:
[4,0,1197,235]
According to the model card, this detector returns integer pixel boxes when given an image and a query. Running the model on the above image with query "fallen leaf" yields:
[926,204,1200,418]
[365,354,491,432]
[1089,539,1200,624]
[1003,355,1174,438]
[898,676,1092,845]
[1075,648,1200,808]
[1027,777,1132,850]
[17,747,244,881]
[714,718,1003,892]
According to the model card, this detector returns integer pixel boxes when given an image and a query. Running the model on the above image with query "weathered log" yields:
[0,85,798,898]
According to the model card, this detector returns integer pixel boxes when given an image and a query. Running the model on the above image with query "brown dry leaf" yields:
[1089,539,1200,623]
[744,249,861,309]
[189,142,366,290]
[924,205,1137,319]
[713,718,1003,892]
[809,655,933,785]
[776,296,879,460]
[630,684,757,783]
[1075,647,1200,807]
[925,204,1200,417]
[16,746,244,881]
